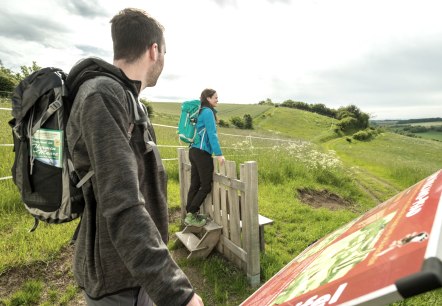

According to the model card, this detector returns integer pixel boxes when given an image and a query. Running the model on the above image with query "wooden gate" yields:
[178,148,261,286]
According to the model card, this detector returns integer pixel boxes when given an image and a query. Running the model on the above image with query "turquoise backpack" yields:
[177,99,201,144]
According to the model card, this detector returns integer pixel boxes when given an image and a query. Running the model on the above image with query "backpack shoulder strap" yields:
[125,90,164,172]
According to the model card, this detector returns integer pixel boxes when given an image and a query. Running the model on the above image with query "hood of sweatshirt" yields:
[66,57,141,100]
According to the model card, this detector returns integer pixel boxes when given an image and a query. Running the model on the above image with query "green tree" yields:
[243,114,253,129]
[0,60,19,97]
[19,61,41,79]
[336,105,369,132]
[258,98,274,106]
[0,60,43,97]
[140,98,154,118]
[230,116,244,129]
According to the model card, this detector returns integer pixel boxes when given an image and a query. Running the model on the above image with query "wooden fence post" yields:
[241,161,260,287]
[178,148,187,223]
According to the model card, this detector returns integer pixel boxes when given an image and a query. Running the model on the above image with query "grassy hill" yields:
[254,106,337,142]
[149,102,272,126]
[1,99,442,305]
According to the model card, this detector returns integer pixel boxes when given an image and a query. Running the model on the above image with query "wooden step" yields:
[176,220,223,259]
[175,232,207,252]
[204,220,224,231]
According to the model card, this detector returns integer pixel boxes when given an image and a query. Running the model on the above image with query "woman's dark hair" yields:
[200,88,216,109]
[110,8,165,63]
[200,88,217,119]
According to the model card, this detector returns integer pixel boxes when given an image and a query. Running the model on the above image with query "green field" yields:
[373,119,442,142]
[410,121,442,127]
[1,98,442,305]
[417,130,442,141]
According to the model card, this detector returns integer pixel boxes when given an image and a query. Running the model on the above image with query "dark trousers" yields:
[186,147,214,214]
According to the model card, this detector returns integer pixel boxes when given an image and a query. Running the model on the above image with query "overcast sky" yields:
[1,0,441,120]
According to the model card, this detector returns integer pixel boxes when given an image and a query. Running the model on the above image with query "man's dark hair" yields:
[110,8,165,63]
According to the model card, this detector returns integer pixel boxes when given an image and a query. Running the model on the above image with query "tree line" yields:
[0,60,41,97]
[259,98,370,133]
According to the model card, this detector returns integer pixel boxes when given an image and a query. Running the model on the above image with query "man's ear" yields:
[149,43,159,61]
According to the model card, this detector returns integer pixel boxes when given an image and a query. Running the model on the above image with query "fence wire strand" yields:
[0,108,297,181]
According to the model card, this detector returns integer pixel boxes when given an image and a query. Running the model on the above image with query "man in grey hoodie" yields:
[66,8,203,306]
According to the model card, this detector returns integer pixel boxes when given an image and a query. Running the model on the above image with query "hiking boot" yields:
[184,213,206,227]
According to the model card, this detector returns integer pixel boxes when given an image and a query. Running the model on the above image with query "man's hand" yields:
[187,293,204,306]
[217,155,225,166]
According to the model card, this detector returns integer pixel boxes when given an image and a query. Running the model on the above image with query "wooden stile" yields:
[177,148,264,287]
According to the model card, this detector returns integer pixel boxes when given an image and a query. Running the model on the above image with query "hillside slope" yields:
[149,102,272,125]
[150,102,442,193]
[254,106,337,142]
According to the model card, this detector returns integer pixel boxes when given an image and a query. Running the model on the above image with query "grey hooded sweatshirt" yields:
[66,58,194,305]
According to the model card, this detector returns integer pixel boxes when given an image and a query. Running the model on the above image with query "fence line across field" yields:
[150,122,298,144]
[1,107,292,182]
[1,107,300,147]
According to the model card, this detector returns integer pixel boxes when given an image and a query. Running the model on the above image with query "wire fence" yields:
[0,107,299,181]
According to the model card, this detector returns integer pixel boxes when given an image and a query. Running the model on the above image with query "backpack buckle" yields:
[12,122,23,140]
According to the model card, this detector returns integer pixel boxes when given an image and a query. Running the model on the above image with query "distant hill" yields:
[149,102,272,121]
[371,117,442,125]
[150,102,338,143]
[396,117,442,124]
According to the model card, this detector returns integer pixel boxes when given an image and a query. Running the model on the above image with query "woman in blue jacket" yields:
[185,88,225,227]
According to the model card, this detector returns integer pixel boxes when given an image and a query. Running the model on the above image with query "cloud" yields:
[296,36,442,109]
[327,41,442,93]
[0,10,70,47]
[75,44,111,58]
[161,74,182,81]
[267,0,291,3]
[1,0,441,120]
[211,0,238,7]
[59,0,109,18]
[211,0,291,7]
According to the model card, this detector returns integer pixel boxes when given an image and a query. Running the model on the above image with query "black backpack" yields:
[9,66,163,233]
[9,67,90,231]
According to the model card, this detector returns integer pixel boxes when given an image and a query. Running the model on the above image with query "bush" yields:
[218,119,229,127]
[352,130,371,141]
[0,72,16,97]
[243,114,253,129]
[140,98,154,118]
[230,114,254,129]
[230,116,244,129]
[352,128,381,141]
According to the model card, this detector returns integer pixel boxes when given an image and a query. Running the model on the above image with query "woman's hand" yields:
[217,155,225,166]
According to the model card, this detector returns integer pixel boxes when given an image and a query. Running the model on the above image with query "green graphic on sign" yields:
[31,129,63,168]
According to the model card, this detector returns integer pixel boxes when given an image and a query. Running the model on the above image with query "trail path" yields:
[324,137,401,205]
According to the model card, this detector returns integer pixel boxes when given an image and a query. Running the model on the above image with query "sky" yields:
[1,0,441,120]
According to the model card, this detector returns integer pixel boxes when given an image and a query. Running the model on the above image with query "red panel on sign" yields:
[241,170,442,306]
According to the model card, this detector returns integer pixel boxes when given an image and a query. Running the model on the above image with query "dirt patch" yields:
[297,188,353,211]
[0,230,210,305]
[169,207,183,223]
[0,243,85,305]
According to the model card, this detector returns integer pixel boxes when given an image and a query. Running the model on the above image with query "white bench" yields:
[239,214,274,252]
[258,214,274,252]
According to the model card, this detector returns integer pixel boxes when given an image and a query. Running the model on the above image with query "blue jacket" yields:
[191,107,222,156]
